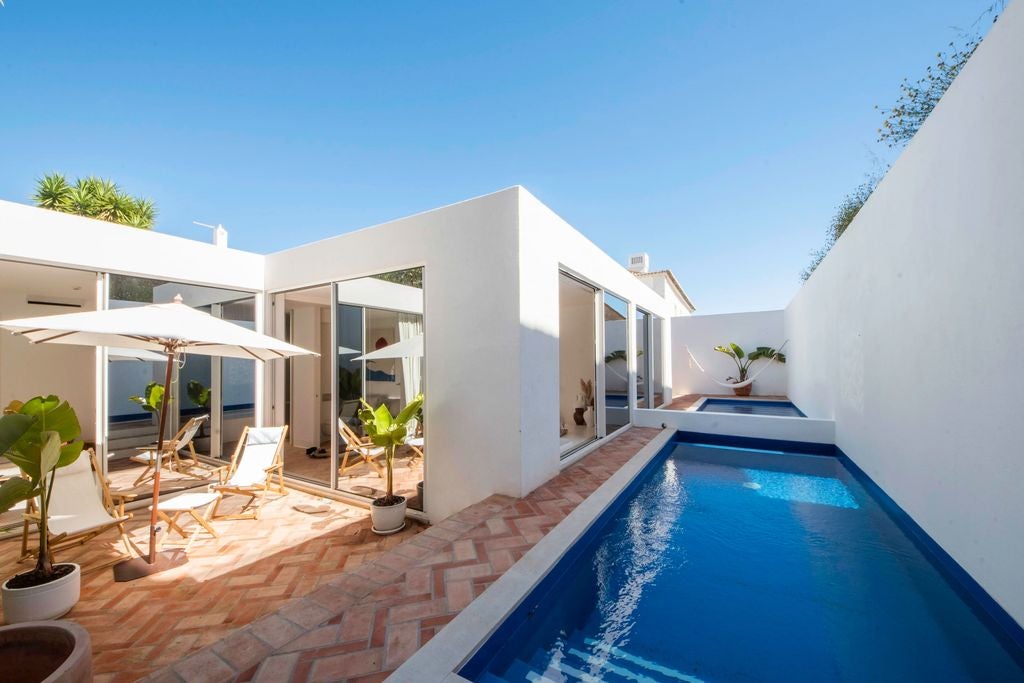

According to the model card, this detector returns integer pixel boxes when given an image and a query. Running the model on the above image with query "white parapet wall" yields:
[785,0,1024,626]
[633,408,835,445]
[671,310,787,397]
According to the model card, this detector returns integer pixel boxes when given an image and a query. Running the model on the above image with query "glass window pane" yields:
[603,292,630,432]
[559,273,598,457]
[652,316,664,407]
[635,309,651,408]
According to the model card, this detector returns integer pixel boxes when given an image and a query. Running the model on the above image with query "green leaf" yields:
[18,395,81,445]
[372,403,393,431]
[0,413,35,456]
[0,477,35,515]
[38,431,61,477]
[394,395,424,428]
[729,343,745,359]
[187,380,210,408]
[56,440,84,469]
[713,345,736,359]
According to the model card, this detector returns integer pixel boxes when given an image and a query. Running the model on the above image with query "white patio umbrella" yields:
[352,334,423,361]
[107,347,169,362]
[0,294,316,579]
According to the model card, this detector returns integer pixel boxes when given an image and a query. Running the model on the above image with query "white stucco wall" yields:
[0,200,264,292]
[517,189,676,493]
[265,189,523,522]
[672,310,787,398]
[786,0,1024,626]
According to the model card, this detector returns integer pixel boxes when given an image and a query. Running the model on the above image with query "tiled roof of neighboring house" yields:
[635,269,696,313]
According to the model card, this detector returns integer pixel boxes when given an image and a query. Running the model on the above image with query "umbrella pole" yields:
[113,345,188,581]
[147,348,175,563]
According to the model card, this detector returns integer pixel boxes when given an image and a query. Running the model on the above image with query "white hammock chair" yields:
[684,341,788,390]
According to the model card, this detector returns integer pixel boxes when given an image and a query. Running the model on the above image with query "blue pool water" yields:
[697,398,806,417]
[463,438,1024,682]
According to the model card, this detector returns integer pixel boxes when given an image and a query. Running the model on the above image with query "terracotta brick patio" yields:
[0,487,423,682]
[147,427,661,683]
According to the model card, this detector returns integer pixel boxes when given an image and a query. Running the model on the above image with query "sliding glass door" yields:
[603,292,630,432]
[635,308,651,409]
[335,268,425,510]
[559,273,599,456]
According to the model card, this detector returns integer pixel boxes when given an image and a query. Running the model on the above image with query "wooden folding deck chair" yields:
[21,449,136,570]
[210,425,288,520]
[130,414,210,486]
[338,418,385,477]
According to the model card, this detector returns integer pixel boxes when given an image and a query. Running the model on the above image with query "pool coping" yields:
[689,395,807,417]
[388,427,677,683]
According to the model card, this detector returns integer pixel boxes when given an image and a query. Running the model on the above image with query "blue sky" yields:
[0,1,999,313]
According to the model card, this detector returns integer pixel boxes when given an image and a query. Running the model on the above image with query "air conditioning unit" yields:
[627,252,650,273]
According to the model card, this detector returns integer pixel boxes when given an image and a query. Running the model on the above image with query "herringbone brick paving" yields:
[151,427,661,683]
[0,487,423,682]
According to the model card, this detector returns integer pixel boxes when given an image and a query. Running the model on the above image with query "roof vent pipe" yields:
[194,221,229,248]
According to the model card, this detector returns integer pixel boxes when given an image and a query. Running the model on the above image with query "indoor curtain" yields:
[398,313,423,405]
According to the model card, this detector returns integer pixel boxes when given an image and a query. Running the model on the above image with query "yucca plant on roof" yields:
[32,172,157,229]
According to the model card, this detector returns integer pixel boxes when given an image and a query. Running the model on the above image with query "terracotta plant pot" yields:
[370,496,407,535]
[0,620,92,682]
[2,564,81,625]
[732,383,752,397]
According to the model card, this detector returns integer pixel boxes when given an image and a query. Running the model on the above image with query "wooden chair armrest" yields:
[110,492,137,502]
[21,511,41,522]
[209,465,229,484]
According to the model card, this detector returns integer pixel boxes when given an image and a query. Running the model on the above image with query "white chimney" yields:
[627,252,650,273]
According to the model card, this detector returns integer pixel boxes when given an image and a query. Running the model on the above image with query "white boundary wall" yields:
[786,0,1024,626]
[671,310,787,397]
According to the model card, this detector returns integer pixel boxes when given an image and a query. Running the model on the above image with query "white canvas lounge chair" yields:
[21,449,135,568]
[130,414,210,486]
[338,418,385,477]
[210,425,288,520]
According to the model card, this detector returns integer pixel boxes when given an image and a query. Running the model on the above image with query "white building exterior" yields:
[0,186,678,523]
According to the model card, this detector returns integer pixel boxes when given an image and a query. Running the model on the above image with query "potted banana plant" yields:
[713,343,786,396]
[357,393,424,535]
[0,396,85,624]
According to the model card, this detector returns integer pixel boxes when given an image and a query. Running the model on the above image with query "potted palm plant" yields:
[357,393,424,535]
[186,380,211,438]
[713,343,786,396]
[0,396,85,623]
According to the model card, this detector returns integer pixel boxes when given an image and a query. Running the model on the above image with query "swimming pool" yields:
[461,435,1024,682]
[696,397,806,417]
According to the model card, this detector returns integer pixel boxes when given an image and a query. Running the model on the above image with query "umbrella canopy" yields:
[107,347,170,362]
[0,294,315,575]
[0,296,311,360]
[353,334,423,361]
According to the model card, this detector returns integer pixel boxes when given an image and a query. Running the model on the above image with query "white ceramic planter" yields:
[370,496,407,535]
[1,564,81,625]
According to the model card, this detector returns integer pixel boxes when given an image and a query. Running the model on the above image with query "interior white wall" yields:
[672,310,787,397]
[0,292,98,442]
[558,276,597,435]
[786,0,1024,626]
[265,189,522,522]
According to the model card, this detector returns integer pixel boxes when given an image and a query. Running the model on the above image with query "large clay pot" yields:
[2,564,81,624]
[732,383,752,397]
[370,496,407,535]
[0,620,92,682]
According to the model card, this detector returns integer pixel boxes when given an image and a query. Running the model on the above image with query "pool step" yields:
[489,634,704,683]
